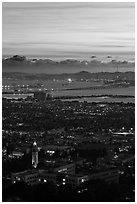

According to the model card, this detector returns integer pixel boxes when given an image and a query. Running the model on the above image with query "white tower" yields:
[32,141,38,168]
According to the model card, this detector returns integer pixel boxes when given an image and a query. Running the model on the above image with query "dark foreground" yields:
[2,98,135,202]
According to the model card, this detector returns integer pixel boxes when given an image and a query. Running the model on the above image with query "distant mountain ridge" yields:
[3,71,135,81]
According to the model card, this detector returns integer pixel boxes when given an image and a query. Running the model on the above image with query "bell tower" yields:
[32,141,38,168]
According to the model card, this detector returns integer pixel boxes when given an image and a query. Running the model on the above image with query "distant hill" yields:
[2,71,135,81]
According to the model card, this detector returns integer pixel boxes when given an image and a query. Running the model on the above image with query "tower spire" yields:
[32,141,38,168]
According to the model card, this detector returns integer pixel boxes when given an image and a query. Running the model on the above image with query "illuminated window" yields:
[81,178,86,183]
[58,168,67,173]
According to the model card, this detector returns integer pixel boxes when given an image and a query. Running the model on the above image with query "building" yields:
[32,141,38,168]
[34,91,47,102]
[42,145,72,156]
[46,92,53,100]
[77,143,107,151]
[40,172,89,186]
[53,162,75,175]
[11,169,89,187]
[12,169,41,186]
[39,159,76,175]
[11,167,119,186]
[9,151,24,159]
[89,168,119,184]
[65,174,89,186]
[11,141,119,187]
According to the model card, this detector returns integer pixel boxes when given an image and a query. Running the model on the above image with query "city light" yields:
[68,78,72,83]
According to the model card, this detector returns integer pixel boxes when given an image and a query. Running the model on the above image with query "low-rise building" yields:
[11,166,119,187]
[9,151,24,159]
[12,169,40,186]
[89,168,119,184]
[39,159,76,175]
[11,169,89,186]
[53,162,75,175]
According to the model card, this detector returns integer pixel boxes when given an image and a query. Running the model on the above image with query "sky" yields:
[2,2,135,61]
